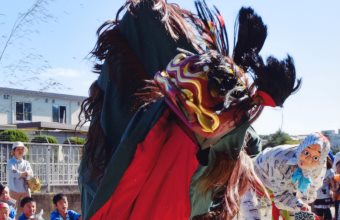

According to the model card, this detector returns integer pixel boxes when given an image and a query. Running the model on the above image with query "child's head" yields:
[299,144,321,170]
[0,184,10,201]
[297,133,330,170]
[20,197,36,217]
[11,141,28,159]
[336,161,340,174]
[53,193,68,214]
[0,202,9,220]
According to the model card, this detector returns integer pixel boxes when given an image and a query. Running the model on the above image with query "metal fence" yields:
[0,142,82,190]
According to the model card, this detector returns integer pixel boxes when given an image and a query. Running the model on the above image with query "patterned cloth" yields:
[237,133,330,219]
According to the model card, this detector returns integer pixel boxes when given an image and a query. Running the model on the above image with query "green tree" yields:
[31,135,57,144]
[0,129,29,142]
[263,130,299,149]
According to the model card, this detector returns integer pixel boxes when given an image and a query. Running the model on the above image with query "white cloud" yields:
[48,68,97,96]
[43,68,82,78]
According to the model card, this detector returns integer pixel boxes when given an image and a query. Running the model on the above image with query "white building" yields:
[0,87,87,131]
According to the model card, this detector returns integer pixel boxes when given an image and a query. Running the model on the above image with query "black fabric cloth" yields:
[196,148,211,166]
[336,200,340,220]
[314,207,332,220]
[314,198,333,206]
[119,2,196,77]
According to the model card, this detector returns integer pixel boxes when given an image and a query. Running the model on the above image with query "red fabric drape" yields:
[92,111,199,220]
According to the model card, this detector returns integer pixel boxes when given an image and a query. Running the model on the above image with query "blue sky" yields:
[1,0,340,135]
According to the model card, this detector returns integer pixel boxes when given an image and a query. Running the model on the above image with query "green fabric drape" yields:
[190,121,251,218]
[79,3,195,219]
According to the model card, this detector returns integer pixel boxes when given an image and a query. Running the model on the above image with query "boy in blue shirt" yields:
[18,197,36,220]
[50,194,81,220]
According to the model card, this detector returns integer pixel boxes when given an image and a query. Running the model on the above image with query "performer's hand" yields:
[300,203,310,212]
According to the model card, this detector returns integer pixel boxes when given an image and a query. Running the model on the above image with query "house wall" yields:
[0,113,8,125]
[70,100,82,125]
[0,95,11,124]
[0,92,83,125]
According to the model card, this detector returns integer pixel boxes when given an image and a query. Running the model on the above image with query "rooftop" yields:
[0,87,87,102]
[16,121,88,132]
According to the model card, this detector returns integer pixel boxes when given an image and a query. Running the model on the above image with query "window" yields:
[3,94,10,99]
[52,105,66,123]
[16,102,32,121]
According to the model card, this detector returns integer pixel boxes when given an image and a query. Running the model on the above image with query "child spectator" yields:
[50,194,81,220]
[331,152,340,220]
[18,197,36,220]
[7,142,33,208]
[0,202,12,220]
[314,155,334,220]
[0,184,16,219]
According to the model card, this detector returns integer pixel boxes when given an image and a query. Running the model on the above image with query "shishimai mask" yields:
[155,51,257,138]
[154,3,301,139]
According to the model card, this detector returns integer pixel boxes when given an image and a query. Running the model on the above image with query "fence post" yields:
[46,145,51,192]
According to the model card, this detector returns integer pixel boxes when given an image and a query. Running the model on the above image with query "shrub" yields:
[31,135,58,144]
[63,137,85,145]
[0,130,29,142]
[263,130,297,149]
[285,139,300,145]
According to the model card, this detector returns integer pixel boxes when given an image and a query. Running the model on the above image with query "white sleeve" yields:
[26,160,34,177]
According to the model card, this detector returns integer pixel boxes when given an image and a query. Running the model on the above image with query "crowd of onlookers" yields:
[0,189,81,220]
[4,139,340,220]
[0,142,81,220]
